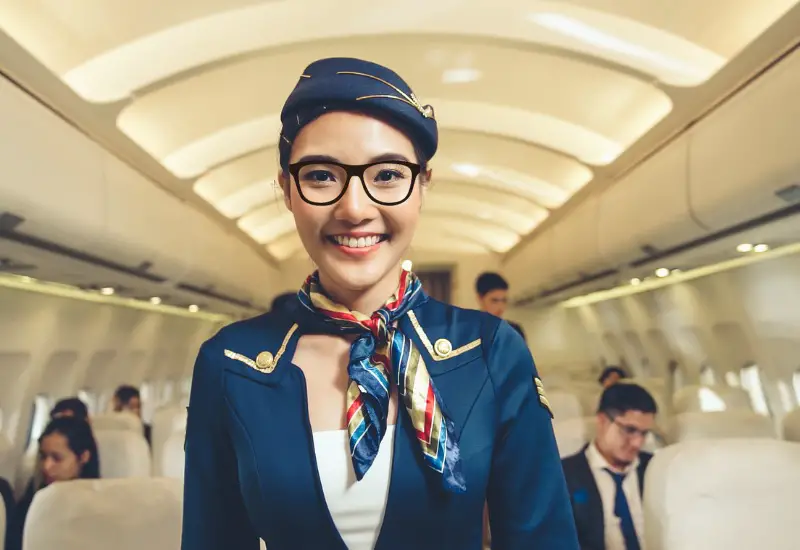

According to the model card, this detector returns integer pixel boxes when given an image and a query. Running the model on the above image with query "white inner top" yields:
[308,425,395,549]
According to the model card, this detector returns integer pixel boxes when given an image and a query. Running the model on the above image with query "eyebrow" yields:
[293,153,414,164]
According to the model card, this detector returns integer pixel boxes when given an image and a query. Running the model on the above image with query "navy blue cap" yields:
[278,57,437,171]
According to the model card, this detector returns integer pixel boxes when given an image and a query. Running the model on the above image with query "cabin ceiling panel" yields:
[5,0,793,101]
[0,0,796,261]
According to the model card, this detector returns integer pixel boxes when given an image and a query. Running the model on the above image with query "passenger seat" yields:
[21,478,182,550]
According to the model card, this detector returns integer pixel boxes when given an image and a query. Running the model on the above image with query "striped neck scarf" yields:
[297,268,465,493]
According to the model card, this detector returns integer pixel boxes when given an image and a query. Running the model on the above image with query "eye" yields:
[304,170,337,183]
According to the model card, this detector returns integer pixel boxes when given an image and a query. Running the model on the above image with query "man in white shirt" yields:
[561,383,657,550]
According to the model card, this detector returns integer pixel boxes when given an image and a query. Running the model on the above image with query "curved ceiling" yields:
[0,0,797,261]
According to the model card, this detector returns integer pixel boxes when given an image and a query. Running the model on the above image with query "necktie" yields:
[604,468,641,550]
[296,268,466,493]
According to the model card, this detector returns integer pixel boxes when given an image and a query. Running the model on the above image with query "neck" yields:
[318,265,403,315]
[593,440,631,473]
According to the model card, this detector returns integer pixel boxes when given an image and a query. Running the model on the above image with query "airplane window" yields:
[724,371,741,387]
[776,381,795,412]
[670,361,684,392]
[793,371,800,405]
[739,364,771,416]
[700,365,716,386]
[27,394,53,447]
[77,389,96,415]
[698,387,726,412]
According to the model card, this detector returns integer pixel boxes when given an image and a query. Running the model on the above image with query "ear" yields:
[278,172,293,213]
[79,450,90,466]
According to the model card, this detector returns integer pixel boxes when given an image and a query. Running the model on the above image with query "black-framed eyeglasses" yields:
[288,160,421,206]
[607,414,650,439]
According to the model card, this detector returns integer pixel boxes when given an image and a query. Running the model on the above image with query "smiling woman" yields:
[181,57,579,550]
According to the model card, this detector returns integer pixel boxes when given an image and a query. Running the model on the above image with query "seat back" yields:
[667,410,776,443]
[161,431,185,481]
[22,478,182,550]
[553,417,593,458]
[547,391,584,421]
[91,412,143,433]
[150,405,186,476]
[93,430,151,478]
[644,439,800,550]
[0,436,14,483]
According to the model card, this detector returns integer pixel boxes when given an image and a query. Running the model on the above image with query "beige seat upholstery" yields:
[666,411,776,444]
[673,385,753,414]
[91,412,143,433]
[161,430,185,480]
[782,408,800,442]
[22,478,182,550]
[93,430,151,478]
[548,391,584,421]
[553,417,593,457]
[150,405,186,476]
[644,439,800,550]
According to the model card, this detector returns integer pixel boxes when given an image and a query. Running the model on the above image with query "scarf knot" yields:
[297,269,465,494]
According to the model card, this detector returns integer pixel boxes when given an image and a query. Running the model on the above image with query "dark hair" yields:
[50,397,89,421]
[597,383,657,416]
[113,385,140,405]
[598,366,628,384]
[39,416,100,480]
[475,272,509,296]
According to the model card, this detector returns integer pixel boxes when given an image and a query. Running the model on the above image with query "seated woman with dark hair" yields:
[8,416,100,550]
[49,397,90,422]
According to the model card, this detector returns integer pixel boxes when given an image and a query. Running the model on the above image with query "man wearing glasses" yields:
[561,383,658,550]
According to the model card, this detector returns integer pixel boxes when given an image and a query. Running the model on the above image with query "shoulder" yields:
[197,310,296,365]
[561,448,589,470]
[408,297,518,363]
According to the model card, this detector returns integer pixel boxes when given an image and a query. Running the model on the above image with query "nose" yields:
[42,457,56,475]
[334,175,375,223]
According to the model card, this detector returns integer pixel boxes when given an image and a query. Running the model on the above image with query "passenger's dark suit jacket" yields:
[181,295,580,550]
[561,445,652,550]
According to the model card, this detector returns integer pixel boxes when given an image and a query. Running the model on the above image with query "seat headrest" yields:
[667,410,776,443]
[91,412,143,432]
[644,439,800,550]
[93,430,151,478]
[22,478,182,550]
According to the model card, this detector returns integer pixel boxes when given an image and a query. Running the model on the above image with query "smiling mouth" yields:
[327,234,389,249]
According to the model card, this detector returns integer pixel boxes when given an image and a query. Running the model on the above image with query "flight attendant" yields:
[181,57,579,550]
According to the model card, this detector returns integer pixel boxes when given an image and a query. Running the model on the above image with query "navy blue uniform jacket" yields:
[181,296,580,549]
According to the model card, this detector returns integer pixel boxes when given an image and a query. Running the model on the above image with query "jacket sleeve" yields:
[484,319,580,549]
[181,341,260,550]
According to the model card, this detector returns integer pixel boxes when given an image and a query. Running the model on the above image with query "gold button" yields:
[433,338,452,358]
[256,351,274,372]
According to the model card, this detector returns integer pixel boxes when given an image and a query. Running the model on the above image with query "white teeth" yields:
[333,235,381,248]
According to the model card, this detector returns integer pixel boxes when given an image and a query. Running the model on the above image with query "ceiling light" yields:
[150,297,162,305]
[401,260,413,271]
[655,268,670,278]
[441,68,482,84]
[753,244,769,253]
[100,287,115,295]
[452,163,481,178]
[188,305,199,312]
[630,278,641,286]
[736,243,753,253]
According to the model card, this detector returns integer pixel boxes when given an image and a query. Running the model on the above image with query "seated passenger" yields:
[475,271,526,341]
[112,385,151,446]
[598,366,628,389]
[49,397,90,422]
[561,383,657,550]
[10,416,100,550]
